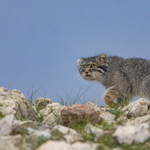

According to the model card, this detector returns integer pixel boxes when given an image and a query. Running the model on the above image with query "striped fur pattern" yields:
[78,54,150,105]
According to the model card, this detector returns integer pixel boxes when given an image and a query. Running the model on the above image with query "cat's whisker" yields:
[72,74,83,83]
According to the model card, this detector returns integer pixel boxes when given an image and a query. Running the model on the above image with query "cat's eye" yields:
[91,64,96,68]
[81,65,86,68]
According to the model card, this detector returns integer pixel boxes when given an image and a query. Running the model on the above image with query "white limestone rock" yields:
[42,113,56,126]
[27,127,51,139]
[62,134,84,144]
[37,141,100,150]
[122,98,150,118]
[0,134,22,147]
[84,123,104,137]
[100,112,116,123]
[40,103,66,117]
[0,87,37,121]
[113,123,150,145]
[50,125,78,136]
[116,116,128,124]
[71,141,100,150]
[0,115,15,136]
[13,120,36,129]
[33,97,52,110]
[126,115,150,126]
[86,101,100,113]
[99,107,115,114]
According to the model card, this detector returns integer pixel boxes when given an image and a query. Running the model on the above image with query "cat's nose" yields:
[85,71,88,74]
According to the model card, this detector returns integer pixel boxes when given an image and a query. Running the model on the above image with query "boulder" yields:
[113,123,150,145]
[0,134,22,150]
[33,97,52,110]
[100,112,116,123]
[0,115,15,136]
[84,123,104,138]
[99,107,115,114]
[37,141,100,150]
[86,101,100,113]
[126,115,150,126]
[27,127,51,139]
[0,87,37,120]
[61,104,102,127]
[13,120,36,129]
[62,134,84,144]
[50,125,78,136]
[40,103,65,117]
[122,98,150,118]
[42,113,56,126]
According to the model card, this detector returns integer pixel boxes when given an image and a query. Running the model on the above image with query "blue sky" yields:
[0,0,150,105]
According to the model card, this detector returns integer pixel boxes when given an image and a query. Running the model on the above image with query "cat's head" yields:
[78,54,108,81]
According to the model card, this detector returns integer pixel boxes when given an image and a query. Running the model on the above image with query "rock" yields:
[84,123,104,137]
[11,120,36,135]
[61,104,102,127]
[11,125,23,135]
[62,134,84,144]
[51,125,78,136]
[0,134,22,147]
[122,98,150,118]
[42,113,56,126]
[112,148,122,150]
[86,101,100,113]
[37,141,71,150]
[0,105,16,117]
[50,125,79,140]
[33,98,52,110]
[37,141,100,150]
[99,107,115,114]
[71,142,100,150]
[0,143,19,150]
[27,127,51,139]
[2,86,150,149]
[0,114,15,136]
[20,120,35,129]
[99,107,117,123]
[20,140,33,150]
[0,143,18,150]
[35,124,50,131]
[14,120,36,129]
[23,134,49,150]
[0,87,37,121]
[100,112,116,123]
[126,115,150,126]
[113,123,150,145]
[40,103,65,117]
[116,116,128,124]
[0,134,22,150]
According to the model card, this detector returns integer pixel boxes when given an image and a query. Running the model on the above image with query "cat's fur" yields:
[78,54,150,104]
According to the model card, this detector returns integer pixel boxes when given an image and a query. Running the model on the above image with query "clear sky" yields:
[0,0,150,105]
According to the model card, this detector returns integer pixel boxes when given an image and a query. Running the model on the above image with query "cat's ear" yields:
[96,54,108,64]
[77,58,83,63]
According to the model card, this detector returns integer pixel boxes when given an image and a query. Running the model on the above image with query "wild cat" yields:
[78,54,150,105]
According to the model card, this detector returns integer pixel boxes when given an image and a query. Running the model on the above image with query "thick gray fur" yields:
[78,54,150,104]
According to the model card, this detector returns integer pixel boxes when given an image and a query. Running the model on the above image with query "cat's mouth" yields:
[84,75,95,81]
[85,74,91,77]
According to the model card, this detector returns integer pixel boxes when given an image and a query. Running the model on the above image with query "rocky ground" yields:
[1,87,150,150]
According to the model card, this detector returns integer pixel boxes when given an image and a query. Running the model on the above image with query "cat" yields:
[78,54,150,105]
